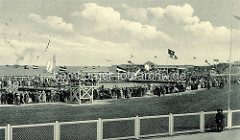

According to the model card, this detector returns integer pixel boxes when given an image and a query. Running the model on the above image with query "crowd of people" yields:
[0,72,235,105]
[0,90,69,105]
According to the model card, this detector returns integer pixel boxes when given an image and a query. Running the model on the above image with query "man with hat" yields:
[215,108,225,132]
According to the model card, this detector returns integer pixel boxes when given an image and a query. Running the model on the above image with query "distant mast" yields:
[53,54,56,72]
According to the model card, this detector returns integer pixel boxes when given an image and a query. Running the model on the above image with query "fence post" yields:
[135,116,140,139]
[169,113,174,136]
[6,124,11,140]
[200,111,205,132]
[227,110,232,129]
[97,118,103,140]
[54,121,60,140]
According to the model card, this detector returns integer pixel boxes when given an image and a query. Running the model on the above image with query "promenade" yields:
[145,129,240,140]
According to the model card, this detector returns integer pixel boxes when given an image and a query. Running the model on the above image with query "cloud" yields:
[120,3,235,45]
[28,13,73,31]
[121,3,199,25]
[162,4,199,25]
[121,4,148,23]
[71,3,170,44]
[1,2,239,66]
[185,21,231,43]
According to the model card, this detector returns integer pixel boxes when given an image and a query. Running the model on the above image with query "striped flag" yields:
[116,66,127,73]
[33,65,39,69]
[59,66,67,71]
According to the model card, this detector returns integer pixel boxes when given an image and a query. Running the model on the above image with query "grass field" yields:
[0,84,239,126]
[0,85,240,139]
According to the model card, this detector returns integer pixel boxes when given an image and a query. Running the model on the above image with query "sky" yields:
[0,0,240,66]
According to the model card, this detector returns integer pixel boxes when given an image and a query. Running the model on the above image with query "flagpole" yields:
[167,54,169,81]
[228,24,233,111]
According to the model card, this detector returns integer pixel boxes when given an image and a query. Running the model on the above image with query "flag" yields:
[33,65,38,69]
[214,59,220,65]
[193,57,196,59]
[174,55,178,60]
[205,60,210,65]
[116,66,127,73]
[168,49,175,55]
[59,66,67,71]
[24,65,29,69]
[168,49,178,60]
[127,60,132,64]
[233,15,240,20]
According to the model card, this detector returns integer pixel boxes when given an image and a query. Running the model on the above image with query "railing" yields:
[1,109,240,140]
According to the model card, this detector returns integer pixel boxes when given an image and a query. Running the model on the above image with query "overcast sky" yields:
[0,0,240,66]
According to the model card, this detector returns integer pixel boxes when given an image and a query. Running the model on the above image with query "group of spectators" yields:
[186,75,226,90]
[96,76,226,100]
[0,72,233,105]
[0,90,69,105]
[0,75,59,88]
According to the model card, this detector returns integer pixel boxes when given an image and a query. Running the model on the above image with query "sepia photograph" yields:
[0,0,240,139]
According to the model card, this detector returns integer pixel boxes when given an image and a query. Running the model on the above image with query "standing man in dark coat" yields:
[215,109,225,132]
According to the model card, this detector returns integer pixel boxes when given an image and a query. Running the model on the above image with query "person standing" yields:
[50,91,54,102]
[1,92,6,104]
[42,90,46,103]
[120,88,123,99]
[126,87,130,99]
[161,86,166,96]
[215,109,225,132]
[25,91,29,104]
[20,92,24,105]
[0,91,2,105]
[37,91,41,103]
[16,92,20,105]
